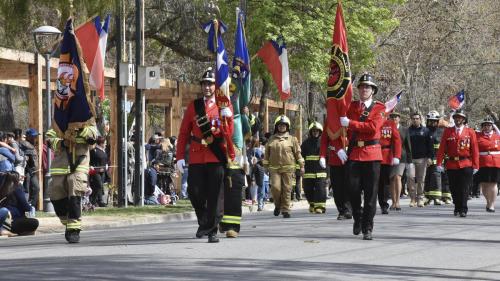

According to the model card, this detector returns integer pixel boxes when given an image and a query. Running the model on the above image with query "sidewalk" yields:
[36,198,324,234]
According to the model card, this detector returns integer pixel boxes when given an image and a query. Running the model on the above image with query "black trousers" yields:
[447,167,473,213]
[424,164,442,199]
[377,164,391,210]
[90,173,105,205]
[291,169,302,200]
[330,165,352,215]
[303,178,327,205]
[188,163,225,235]
[24,172,40,208]
[346,160,381,233]
[219,168,244,232]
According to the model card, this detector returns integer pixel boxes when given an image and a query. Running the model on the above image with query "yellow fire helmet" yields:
[308,121,323,132]
[274,115,291,126]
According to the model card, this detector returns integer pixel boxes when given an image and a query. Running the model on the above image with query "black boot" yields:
[273,208,280,216]
[363,231,373,240]
[65,229,80,243]
[353,220,361,235]
[208,233,219,243]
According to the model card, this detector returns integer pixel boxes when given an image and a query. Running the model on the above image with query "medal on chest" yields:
[459,136,470,150]
[382,127,392,138]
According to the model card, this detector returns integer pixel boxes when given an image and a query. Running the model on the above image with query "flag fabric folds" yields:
[54,18,96,138]
[325,1,352,141]
[75,14,111,100]
[448,89,465,110]
[231,10,252,150]
[385,91,403,113]
[203,19,231,106]
[257,38,291,101]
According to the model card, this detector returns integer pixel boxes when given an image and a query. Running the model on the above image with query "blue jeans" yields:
[0,207,9,230]
[263,174,270,200]
[144,195,159,205]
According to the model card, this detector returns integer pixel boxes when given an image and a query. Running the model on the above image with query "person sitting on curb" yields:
[144,161,161,205]
[0,171,38,236]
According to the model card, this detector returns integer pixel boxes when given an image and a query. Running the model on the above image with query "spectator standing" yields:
[408,113,433,207]
[7,131,25,185]
[89,136,109,207]
[388,112,412,211]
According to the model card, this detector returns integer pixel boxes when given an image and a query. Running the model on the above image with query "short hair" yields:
[96,136,106,145]
[13,128,22,139]
[411,112,421,118]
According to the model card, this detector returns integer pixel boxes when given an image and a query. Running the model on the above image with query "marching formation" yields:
[174,68,499,243]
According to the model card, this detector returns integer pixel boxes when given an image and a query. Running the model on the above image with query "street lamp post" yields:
[33,25,61,212]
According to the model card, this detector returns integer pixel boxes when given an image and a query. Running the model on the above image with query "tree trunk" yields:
[0,85,15,131]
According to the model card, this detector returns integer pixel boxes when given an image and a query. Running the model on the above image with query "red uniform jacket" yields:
[476,132,500,168]
[380,119,402,165]
[436,126,479,170]
[176,98,233,164]
[346,100,385,162]
[319,120,348,166]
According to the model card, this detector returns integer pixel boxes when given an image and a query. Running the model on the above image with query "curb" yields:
[35,199,329,234]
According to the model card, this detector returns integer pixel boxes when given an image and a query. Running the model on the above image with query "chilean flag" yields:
[257,39,291,101]
[385,90,403,113]
[448,89,465,110]
[75,15,110,100]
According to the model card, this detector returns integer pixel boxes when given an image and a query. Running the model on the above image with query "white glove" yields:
[473,168,479,175]
[221,107,233,118]
[176,159,185,173]
[436,165,444,173]
[337,149,348,164]
[319,157,326,169]
[493,124,500,135]
[392,158,400,166]
[340,116,350,127]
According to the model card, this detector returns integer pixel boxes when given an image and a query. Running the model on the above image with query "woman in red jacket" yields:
[476,117,500,212]
[436,110,479,217]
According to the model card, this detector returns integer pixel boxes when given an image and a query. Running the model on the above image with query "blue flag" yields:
[53,18,95,138]
[230,11,252,149]
[203,19,231,104]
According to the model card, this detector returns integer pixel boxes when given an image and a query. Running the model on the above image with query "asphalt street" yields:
[0,197,499,281]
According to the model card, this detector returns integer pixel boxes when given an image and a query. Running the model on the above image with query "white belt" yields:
[479,151,500,156]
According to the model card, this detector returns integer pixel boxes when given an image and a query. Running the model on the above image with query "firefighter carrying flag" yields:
[47,17,98,243]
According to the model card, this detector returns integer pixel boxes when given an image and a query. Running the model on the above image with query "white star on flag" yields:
[217,50,227,70]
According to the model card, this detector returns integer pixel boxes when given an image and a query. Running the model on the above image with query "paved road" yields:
[0,197,499,281]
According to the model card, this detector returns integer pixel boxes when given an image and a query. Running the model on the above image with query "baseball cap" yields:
[25,128,40,137]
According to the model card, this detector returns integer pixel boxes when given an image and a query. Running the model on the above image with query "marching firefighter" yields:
[176,67,233,243]
[263,115,304,218]
[340,73,385,240]
[320,120,352,220]
[378,114,401,214]
[301,121,328,214]
[436,109,479,217]
[424,110,445,205]
[47,126,98,243]
[475,116,500,212]
[219,145,247,238]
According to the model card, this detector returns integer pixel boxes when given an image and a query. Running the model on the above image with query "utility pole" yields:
[134,0,145,206]
[115,0,127,207]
